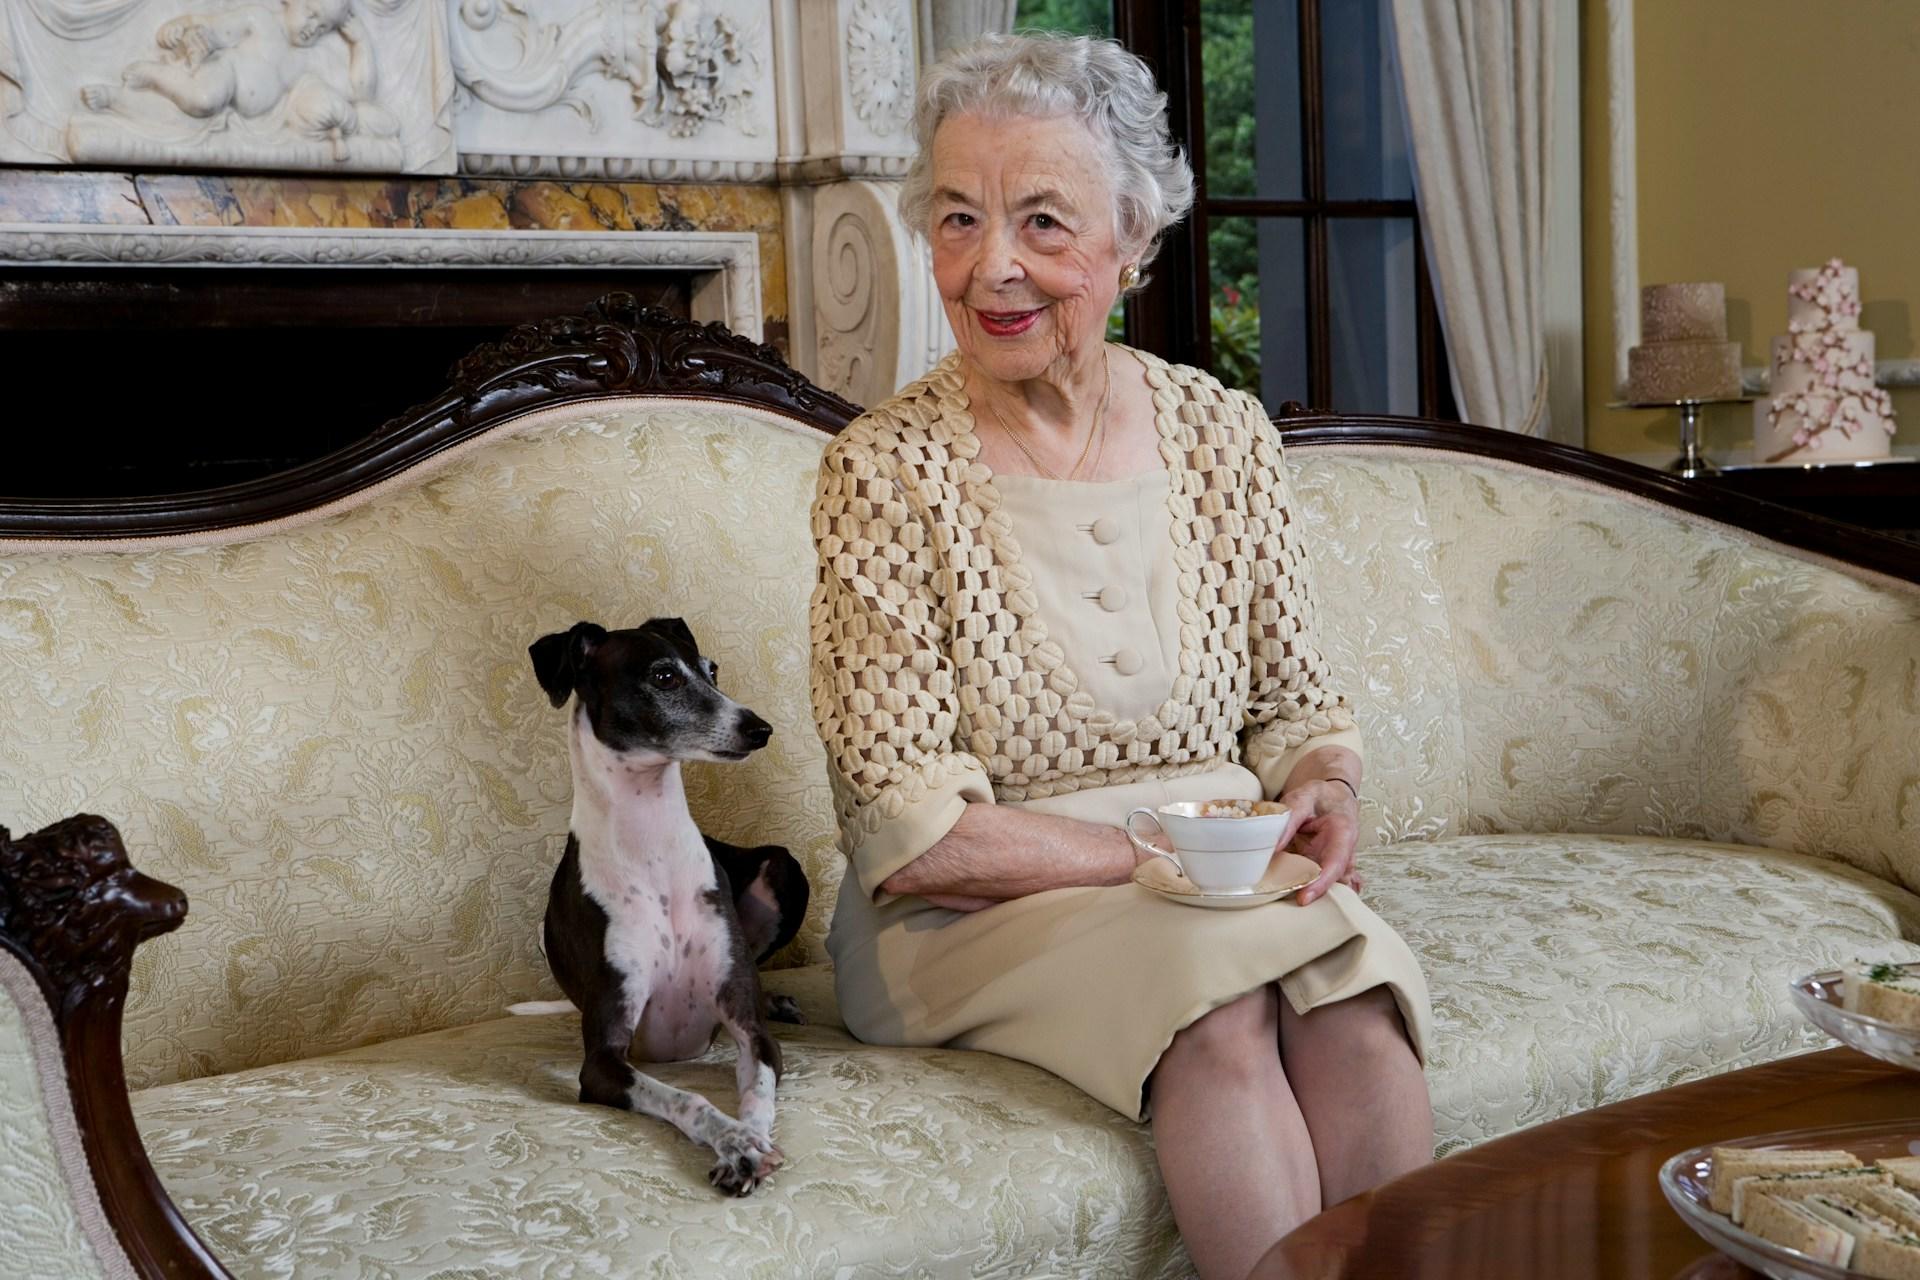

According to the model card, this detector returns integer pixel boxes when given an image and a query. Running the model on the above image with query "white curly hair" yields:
[898,32,1197,294]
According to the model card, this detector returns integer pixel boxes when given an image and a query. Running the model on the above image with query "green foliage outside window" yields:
[1201,1,1261,396]
[1014,0,1111,38]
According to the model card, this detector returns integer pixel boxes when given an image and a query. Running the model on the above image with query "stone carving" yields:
[451,0,760,140]
[650,0,757,136]
[0,0,454,171]
[74,0,403,166]
[845,0,911,136]
[809,178,950,408]
[815,194,883,398]
[449,0,774,175]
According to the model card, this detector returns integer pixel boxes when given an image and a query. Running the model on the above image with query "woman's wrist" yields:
[1276,744,1363,807]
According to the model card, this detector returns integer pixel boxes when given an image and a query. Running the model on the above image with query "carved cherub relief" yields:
[74,0,399,163]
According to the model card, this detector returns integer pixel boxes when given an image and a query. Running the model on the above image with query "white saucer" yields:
[1132,851,1320,910]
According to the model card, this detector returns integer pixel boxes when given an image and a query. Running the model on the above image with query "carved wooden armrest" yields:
[0,815,231,1279]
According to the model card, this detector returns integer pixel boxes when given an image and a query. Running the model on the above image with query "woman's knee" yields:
[1163,986,1281,1081]
[1284,985,1416,1062]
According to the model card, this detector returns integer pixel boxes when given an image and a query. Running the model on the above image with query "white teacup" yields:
[1124,800,1291,894]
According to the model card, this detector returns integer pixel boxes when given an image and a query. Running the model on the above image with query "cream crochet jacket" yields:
[808,351,1363,900]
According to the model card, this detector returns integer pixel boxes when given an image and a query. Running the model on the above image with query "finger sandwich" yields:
[1844,963,1920,1028]
[1855,1228,1920,1279]
[1800,1195,1920,1280]
[1710,1148,1863,1215]
[1731,1166,1892,1225]
[1856,1184,1920,1234]
[1743,1192,1856,1265]
[1882,1156,1920,1196]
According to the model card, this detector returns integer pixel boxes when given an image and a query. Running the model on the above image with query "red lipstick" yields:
[976,308,1042,337]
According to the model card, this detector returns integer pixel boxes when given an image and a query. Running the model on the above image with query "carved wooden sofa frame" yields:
[4,295,1914,1277]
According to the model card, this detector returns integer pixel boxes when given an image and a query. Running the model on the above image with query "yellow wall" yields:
[1582,0,1920,457]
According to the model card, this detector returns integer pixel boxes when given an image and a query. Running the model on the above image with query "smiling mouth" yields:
[975,307,1043,336]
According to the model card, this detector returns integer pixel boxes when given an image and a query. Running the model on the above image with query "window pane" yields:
[1015,0,1112,37]
[1203,0,1299,199]
[1321,0,1413,199]
[1328,217,1418,414]
[1208,215,1306,413]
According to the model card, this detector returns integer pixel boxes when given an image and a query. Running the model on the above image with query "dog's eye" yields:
[650,667,684,689]
[704,661,719,682]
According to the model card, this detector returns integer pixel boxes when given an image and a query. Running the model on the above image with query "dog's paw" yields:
[767,993,806,1025]
[707,1127,783,1197]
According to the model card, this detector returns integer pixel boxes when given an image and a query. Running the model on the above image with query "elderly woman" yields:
[807,32,1433,1278]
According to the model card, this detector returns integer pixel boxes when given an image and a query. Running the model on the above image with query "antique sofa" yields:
[3,298,1918,1279]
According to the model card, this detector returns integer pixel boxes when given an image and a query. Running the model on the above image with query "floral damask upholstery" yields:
[3,398,1917,1279]
[1289,448,1920,888]
[0,955,119,1280]
[128,833,1920,1277]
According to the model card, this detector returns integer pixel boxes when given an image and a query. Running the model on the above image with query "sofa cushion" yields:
[0,401,845,1088]
[133,834,1920,1277]
[132,966,1192,1280]
[1360,833,1920,1153]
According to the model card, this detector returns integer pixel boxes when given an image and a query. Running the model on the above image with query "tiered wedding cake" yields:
[1626,282,1742,402]
[1753,259,1895,464]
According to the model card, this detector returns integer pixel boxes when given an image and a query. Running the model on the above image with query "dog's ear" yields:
[528,621,606,708]
[644,616,699,655]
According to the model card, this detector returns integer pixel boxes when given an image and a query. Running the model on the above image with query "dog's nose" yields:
[739,712,772,749]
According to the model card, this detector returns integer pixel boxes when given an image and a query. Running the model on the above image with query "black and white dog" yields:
[523,618,809,1195]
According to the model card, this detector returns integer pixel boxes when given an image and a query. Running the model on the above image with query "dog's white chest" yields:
[575,817,734,1061]
[567,710,741,1060]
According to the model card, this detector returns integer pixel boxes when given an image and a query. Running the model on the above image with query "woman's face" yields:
[927,111,1127,385]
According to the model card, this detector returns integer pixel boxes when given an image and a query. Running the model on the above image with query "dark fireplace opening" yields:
[2,267,693,498]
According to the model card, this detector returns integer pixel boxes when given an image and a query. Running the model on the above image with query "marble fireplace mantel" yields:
[0,222,765,339]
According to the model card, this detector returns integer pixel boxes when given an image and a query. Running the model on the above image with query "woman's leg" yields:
[1278,985,1432,1205]
[1150,985,1320,1280]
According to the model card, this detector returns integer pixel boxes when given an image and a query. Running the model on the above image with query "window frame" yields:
[1116,0,1456,418]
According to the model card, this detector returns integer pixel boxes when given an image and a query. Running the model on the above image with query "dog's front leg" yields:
[715,994,785,1195]
[580,1001,776,1196]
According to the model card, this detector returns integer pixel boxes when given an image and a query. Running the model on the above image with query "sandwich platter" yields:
[1792,965,1920,1073]
[1662,1121,1920,1280]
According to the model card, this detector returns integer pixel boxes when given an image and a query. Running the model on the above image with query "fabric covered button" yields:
[1098,585,1129,612]
[1091,516,1121,544]
[1112,648,1144,676]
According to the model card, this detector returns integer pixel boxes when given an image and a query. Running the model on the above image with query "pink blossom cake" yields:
[1753,259,1896,464]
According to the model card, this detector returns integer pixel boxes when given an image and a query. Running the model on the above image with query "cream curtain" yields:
[1390,0,1555,436]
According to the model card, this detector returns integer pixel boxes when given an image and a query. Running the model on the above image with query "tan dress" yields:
[808,348,1432,1121]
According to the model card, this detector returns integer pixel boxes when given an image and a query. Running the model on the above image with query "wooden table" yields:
[1704,456,1920,541]
[1253,1047,1920,1279]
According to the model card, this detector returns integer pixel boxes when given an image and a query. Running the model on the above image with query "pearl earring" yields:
[1119,263,1140,291]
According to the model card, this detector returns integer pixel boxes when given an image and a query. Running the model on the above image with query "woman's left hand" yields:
[1275,779,1362,906]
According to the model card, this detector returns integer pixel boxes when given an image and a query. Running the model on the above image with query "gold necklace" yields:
[984,350,1112,481]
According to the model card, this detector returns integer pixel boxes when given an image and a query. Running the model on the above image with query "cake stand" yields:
[1608,396,1756,478]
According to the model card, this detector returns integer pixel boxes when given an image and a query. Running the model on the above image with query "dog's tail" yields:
[505,999,578,1016]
